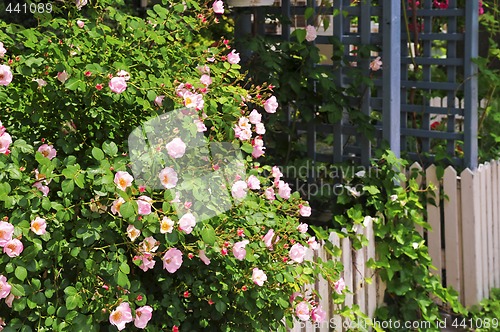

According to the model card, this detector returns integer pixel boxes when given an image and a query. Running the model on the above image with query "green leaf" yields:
[65,78,80,91]
[102,142,118,156]
[294,29,306,43]
[201,225,216,246]
[91,147,105,161]
[305,7,314,20]
[10,283,26,297]
[120,201,135,218]
[61,179,74,193]
[64,286,78,296]
[215,300,227,314]
[116,271,130,288]
[66,294,81,310]
[15,266,27,281]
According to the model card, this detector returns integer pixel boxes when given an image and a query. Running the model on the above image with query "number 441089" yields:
[5,2,53,14]
[452,317,499,329]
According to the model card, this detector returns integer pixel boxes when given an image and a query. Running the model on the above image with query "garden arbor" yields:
[233,0,479,169]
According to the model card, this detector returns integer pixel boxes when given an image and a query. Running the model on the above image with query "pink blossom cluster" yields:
[0,121,12,155]
[0,221,23,258]
[176,82,205,110]
[109,302,153,330]
[290,293,327,323]
[32,144,57,196]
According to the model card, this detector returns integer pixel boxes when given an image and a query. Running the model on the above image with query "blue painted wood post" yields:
[382,0,401,158]
[464,0,478,170]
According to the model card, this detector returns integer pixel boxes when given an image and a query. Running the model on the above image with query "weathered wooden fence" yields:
[409,161,500,307]
[284,160,500,331]
[287,219,380,331]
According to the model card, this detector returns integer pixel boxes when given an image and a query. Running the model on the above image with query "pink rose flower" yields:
[311,305,327,322]
[370,56,382,71]
[76,0,87,10]
[200,74,212,86]
[0,275,11,299]
[264,187,275,201]
[0,132,11,155]
[56,70,69,84]
[199,250,211,265]
[183,91,204,110]
[154,95,165,107]
[0,65,12,86]
[255,122,266,135]
[178,212,196,234]
[277,180,291,199]
[38,144,57,160]
[227,50,240,65]
[114,171,134,191]
[139,236,159,254]
[334,277,345,294]
[231,180,248,200]
[30,217,47,235]
[264,96,279,113]
[272,166,283,181]
[252,267,267,286]
[111,197,125,216]
[116,70,130,81]
[194,119,207,132]
[5,293,14,307]
[307,237,320,250]
[295,301,311,321]
[289,243,306,263]
[158,167,178,189]
[0,42,6,57]
[134,306,153,329]
[135,253,156,272]
[249,109,262,124]
[109,76,127,94]
[0,221,14,247]
[137,196,152,215]
[247,175,260,190]
[3,239,23,257]
[127,225,141,242]
[262,229,275,250]
[165,137,186,159]
[305,25,317,42]
[212,0,224,14]
[297,223,308,233]
[162,248,183,273]
[77,20,85,28]
[252,144,265,158]
[109,302,133,331]
[160,217,175,234]
[299,204,311,217]
[33,182,49,196]
[34,78,47,87]
[232,240,249,260]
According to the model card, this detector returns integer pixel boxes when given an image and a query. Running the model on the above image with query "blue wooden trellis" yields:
[232,0,479,169]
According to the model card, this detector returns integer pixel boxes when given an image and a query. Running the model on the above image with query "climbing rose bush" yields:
[0,0,346,331]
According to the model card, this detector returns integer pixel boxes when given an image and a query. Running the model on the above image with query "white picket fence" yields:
[288,220,380,332]
[410,161,500,307]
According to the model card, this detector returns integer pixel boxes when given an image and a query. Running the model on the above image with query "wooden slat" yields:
[426,164,442,280]
[443,166,461,298]
[364,217,377,318]
[354,226,366,314]
[342,237,353,308]
[491,161,500,289]
[316,243,331,332]
[410,162,425,236]
[479,165,489,297]
[461,168,482,306]
[485,162,494,293]
[496,161,500,288]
